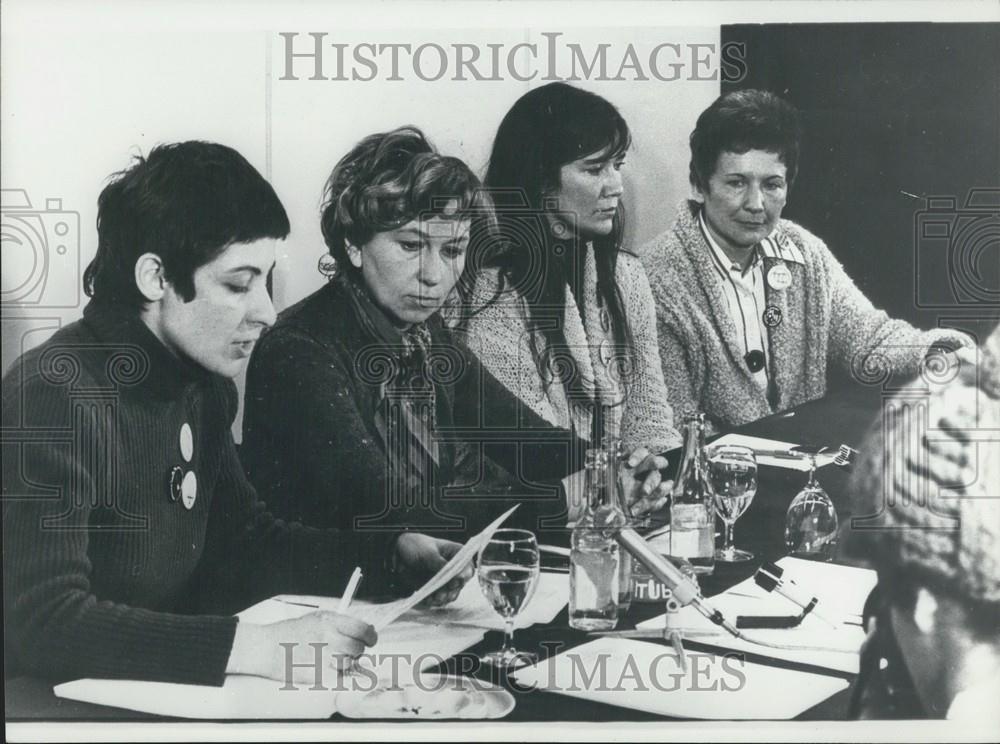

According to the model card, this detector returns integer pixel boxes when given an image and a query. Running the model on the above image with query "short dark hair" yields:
[689,89,802,192]
[319,126,492,279]
[83,141,290,309]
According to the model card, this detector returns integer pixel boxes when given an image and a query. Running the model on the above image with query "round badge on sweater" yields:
[167,465,184,502]
[763,305,783,328]
[181,470,198,510]
[179,422,193,463]
[766,264,792,291]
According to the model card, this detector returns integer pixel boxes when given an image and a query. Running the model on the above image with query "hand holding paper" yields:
[362,505,520,631]
[393,534,474,607]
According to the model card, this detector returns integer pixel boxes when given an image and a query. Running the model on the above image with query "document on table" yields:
[710,433,841,471]
[54,505,538,719]
[635,557,877,674]
[510,637,849,720]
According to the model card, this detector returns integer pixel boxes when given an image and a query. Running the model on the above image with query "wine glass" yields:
[707,445,758,562]
[477,528,541,667]
[784,455,839,561]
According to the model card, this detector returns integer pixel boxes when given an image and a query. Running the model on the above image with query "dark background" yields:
[721,23,1000,370]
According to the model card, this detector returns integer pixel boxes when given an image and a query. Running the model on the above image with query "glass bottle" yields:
[602,434,633,618]
[569,449,627,630]
[669,413,716,575]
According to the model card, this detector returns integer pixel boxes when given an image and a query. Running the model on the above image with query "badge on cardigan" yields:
[181,471,198,510]
[167,465,183,502]
[179,422,193,462]
[766,264,792,291]
[763,305,783,328]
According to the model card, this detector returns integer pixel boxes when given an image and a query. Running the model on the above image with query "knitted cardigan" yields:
[2,301,394,685]
[241,275,575,540]
[462,245,681,454]
[643,200,974,432]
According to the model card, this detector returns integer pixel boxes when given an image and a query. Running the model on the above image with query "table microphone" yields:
[754,562,838,628]
[615,527,740,638]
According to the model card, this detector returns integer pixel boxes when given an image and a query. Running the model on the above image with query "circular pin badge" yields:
[766,264,792,291]
[179,422,193,463]
[167,465,183,502]
[763,305,783,328]
[181,470,198,510]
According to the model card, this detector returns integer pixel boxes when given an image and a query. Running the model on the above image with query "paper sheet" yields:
[635,557,877,674]
[509,637,849,720]
[711,434,841,471]
[723,556,878,624]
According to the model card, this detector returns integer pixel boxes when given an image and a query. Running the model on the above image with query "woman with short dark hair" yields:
[644,89,973,432]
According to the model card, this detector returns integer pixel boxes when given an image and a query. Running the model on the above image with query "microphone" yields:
[754,562,838,628]
[615,527,740,638]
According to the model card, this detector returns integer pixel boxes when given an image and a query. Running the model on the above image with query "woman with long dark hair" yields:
[462,82,680,517]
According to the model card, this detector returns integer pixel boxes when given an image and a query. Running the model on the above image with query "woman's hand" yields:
[393,533,474,607]
[227,612,377,684]
[622,446,673,518]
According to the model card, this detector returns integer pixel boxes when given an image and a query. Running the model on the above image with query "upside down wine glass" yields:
[477,528,541,667]
[784,454,839,561]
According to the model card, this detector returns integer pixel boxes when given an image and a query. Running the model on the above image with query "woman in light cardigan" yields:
[643,90,974,434]
[460,83,681,518]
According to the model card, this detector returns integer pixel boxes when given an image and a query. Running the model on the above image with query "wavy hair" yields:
[319,126,495,315]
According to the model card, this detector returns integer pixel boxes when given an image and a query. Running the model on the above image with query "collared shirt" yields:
[698,209,772,392]
[341,273,440,480]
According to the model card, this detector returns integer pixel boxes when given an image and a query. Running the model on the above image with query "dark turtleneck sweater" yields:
[2,301,394,686]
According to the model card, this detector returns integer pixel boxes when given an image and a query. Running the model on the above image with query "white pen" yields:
[339,567,363,613]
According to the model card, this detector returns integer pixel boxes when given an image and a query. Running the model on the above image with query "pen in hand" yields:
[339,567,363,614]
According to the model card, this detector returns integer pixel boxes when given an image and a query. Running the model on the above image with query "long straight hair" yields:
[477,82,636,415]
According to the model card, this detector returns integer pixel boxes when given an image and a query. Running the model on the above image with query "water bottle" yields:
[669,414,716,575]
[569,449,627,630]
[602,434,633,618]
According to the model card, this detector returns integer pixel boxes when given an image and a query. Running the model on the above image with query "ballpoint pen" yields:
[339,567,363,614]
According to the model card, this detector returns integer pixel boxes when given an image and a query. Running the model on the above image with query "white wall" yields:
[267,26,719,309]
[1,8,719,438]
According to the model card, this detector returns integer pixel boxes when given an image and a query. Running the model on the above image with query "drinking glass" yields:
[477,528,541,667]
[707,444,758,561]
[784,455,839,561]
